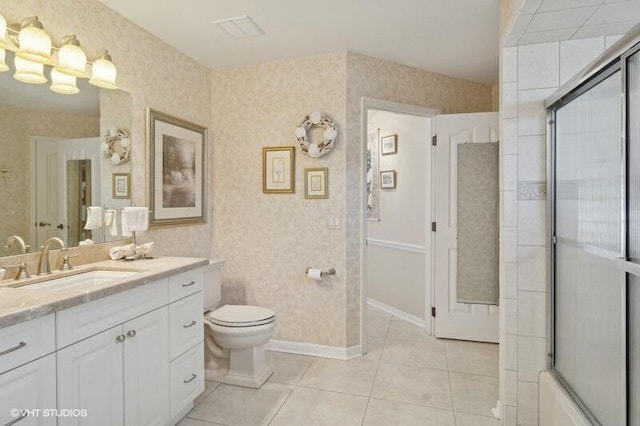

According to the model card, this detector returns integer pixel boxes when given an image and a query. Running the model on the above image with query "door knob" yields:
[57,224,64,230]
[38,221,51,227]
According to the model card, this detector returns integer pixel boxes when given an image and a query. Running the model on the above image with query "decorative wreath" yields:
[101,128,131,165]
[294,111,338,158]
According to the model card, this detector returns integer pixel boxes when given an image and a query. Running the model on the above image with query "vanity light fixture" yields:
[16,16,52,64]
[0,12,118,93]
[14,55,46,84]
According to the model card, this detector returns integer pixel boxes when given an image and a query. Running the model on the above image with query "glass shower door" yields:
[553,66,624,425]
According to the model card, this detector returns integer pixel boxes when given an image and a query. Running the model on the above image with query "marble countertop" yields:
[0,256,212,329]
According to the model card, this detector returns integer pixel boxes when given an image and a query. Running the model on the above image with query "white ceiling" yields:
[98,0,500,85]
[506,0,640,46]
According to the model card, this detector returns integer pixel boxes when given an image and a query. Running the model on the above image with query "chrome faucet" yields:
[37,237,66,275]
[4,235,28,254]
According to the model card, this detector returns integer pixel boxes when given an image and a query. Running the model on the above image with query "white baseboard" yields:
[266,339,362,360]
[367,297,426,328]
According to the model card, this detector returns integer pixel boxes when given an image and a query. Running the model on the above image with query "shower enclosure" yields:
[547,28,640,425]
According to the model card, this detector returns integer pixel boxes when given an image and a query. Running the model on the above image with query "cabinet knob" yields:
[126,330,136,338]
[116,335,126,343]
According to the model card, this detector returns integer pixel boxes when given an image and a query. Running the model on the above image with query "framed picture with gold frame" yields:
[147,108,207,227]
[263,146,295,194]
[304,168,328,199]
[112,173,130,199]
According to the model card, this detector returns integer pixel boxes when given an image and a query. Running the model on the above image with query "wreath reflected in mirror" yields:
[294,111,338,158]
[101,128,131,165]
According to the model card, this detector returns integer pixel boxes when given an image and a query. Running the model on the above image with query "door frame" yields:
[360,97,440,354]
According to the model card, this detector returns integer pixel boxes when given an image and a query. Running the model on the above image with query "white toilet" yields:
[202,260,276,388]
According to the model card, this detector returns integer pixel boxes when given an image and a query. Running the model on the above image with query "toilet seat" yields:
[209,305,275,328]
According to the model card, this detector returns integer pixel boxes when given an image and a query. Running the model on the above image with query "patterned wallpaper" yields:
[1,0,214,259]
[211,52,350,347]
[0,105,99,255]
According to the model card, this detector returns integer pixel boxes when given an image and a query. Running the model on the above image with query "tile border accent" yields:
[266,340,362,360]
[367,298,426,328]
[517,181,547,200]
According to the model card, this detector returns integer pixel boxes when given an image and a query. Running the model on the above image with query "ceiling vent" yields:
[213,15,264,39]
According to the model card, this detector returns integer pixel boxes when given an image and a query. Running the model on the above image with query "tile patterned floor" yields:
[179,304,500,426]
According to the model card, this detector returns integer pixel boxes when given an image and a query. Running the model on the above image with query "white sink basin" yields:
[19,270,141,291]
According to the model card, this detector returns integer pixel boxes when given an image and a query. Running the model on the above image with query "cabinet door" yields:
[57,326,124,426]
[0,354,56,426]
[123,307,170,426]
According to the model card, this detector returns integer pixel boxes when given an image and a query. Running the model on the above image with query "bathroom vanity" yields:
[0,257,208,426]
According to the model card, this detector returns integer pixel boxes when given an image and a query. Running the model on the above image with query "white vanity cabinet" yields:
[57,307,170,426]
[0,264,205,426]
[0,314,56,426]
[0,354,56,426]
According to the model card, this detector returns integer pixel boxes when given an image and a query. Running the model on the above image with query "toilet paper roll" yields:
[307,268,323,281]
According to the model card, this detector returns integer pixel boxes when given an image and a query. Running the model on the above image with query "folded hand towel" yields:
[104,209,118,236]
[122,207,149,236]
[109,243,136,260]
[84,207,103,230]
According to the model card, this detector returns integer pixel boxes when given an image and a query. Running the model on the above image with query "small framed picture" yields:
[305,168,328,199]
[380,134,397,155]
[112,173,131,199]
[263,146,295,194]
[380,170,397,189]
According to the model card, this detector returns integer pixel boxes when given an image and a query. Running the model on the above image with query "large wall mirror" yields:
[0,51,132,257]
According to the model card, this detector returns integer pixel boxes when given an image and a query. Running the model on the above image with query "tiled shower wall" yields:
[499,35,622,425]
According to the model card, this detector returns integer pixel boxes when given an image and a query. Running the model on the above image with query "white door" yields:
[57,325,124,426]
[34,138,62,250]
[123,307,170,426]
[0,354,57,426]
[57,137,102,244]
[434,112,499,342]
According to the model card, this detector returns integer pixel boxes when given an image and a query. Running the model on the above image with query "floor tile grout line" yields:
[443,340,459,426]
[266,384,296,426]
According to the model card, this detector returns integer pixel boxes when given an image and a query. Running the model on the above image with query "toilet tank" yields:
[203,259,226,312]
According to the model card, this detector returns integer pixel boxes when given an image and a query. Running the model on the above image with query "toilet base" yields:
[222,344,272,388]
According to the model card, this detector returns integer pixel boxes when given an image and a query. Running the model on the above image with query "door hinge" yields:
[432,135,437,146]
[431,307,436,317]
[431,222,437,232]
[552,236,557,245]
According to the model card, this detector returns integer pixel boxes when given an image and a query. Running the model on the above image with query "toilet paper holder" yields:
[305,267,336,277]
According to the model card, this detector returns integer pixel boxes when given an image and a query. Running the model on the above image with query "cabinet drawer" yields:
[0,314,55,375]
[169,269,203,303]
[169,292,203,360]
[170,342,204,419]
[0,353,56,426]
[56,279,168,349]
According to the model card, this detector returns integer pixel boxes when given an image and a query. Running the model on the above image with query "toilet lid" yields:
[209,305,275,327]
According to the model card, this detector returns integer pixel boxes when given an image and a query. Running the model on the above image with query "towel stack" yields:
[121,207,149,237]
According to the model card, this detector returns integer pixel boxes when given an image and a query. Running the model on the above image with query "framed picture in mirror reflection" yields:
[112,173,130,199]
